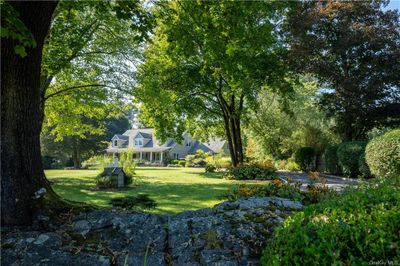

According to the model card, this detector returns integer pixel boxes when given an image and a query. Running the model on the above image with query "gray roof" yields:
[188,142,213,154]
[113,134,129,141]
[162,139,175,147]
[204,139,227,153]
[137,132,152,139]
[110,128,226,153]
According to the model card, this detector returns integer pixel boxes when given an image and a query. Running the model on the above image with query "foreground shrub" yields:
[110,194,157,210]
[337,141,367,177]
[323,145,340,174]
[261,177,400,265]
[224,163,276,180]
[366,129,400,178]
[294,147,315,171]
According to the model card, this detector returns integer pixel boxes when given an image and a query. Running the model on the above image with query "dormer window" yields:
[113,140,118,147]
[135,138,143,146]
[186,141,191,147]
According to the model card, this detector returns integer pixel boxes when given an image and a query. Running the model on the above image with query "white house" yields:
[106,128,229,163]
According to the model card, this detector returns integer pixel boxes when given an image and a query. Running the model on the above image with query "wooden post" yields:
[160,152,163,162]
[150,151,153,162]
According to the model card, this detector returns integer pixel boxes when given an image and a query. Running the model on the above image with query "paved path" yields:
[277,170,361,191]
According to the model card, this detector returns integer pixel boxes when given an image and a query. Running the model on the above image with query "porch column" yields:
[160,152,163,162]
[150,152,153,162]
[140,151,143,160]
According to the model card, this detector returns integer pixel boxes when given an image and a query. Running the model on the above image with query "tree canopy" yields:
[136,1,294,166]
[286,0,400,140]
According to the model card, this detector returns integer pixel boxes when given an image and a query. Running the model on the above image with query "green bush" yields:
[221,178,336,205]
[221,181,302,202]
[358,152,371,178]
[119,150,136,176]
[110,194,157,210]
[224,163,276,180]
[294,147,315,171]
[366,129,400,178]
[95,172,133,189]
[205,165,216,173]
[261,177,400,265]
[324,145,340,174]
[337,141,367,177]
[185,152,207,167]
[205,154,232,169]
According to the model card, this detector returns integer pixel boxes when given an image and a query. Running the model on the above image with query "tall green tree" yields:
[286,0,400,141]
[1,0,150,225]
[42,115,130,168]
[136,1,293,166]
[246,78,339,160]
[42,1,150,139]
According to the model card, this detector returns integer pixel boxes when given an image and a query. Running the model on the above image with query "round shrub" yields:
[323,145,340,174]
[366,129,400,178]
[358,152,371,178]
[337,141,366,177]
[294,147,315,171]
[261,177,400,265]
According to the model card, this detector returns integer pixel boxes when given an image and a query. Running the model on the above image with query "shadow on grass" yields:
[50,180,235,213]
[196,172,225,179]
[136,167,182,171]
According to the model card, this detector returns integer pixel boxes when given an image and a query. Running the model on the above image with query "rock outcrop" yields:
[1,197,302,266]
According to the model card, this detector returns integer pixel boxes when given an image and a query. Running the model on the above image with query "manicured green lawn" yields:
[45,167,243,214]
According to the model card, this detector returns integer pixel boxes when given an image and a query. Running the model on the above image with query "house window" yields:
[134,138,143,146]
[173,153,179,159]
[186,141,191,147]
[114,140,118,147]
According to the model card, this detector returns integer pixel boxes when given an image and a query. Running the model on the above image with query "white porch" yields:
[133,151,166,162]
[107,147,171,163]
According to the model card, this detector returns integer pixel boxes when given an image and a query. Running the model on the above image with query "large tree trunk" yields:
[72,147,81,169]
[1,1,58,225]
[222,112,244,167]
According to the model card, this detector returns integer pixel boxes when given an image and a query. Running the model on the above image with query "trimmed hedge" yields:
[224,164,276,180]
[294,147,315,171]
[366,129,400,178]
[324,145,340,174]
[261,177,400,265]
[337,141,367,177]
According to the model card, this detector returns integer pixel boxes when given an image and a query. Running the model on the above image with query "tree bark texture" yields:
[216,88,244,167]
[1,1,58,225]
